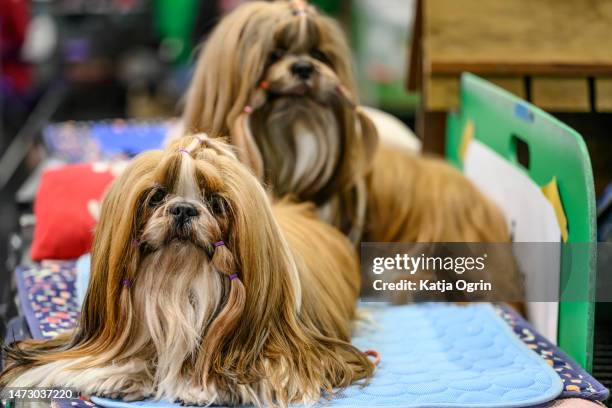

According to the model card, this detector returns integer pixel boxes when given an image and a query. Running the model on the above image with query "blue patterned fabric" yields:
[15,261,80,339]
[42,119,175,163]
[496,305,609,402]
[51,399,98,408]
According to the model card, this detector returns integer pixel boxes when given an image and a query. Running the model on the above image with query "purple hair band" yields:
[121,279,133,288]
[229,273,238,281]
[179,147,190,155]
[213,240,225,248]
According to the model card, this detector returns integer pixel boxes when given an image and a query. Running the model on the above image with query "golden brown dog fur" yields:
[182,1,524,302]
[366,145,510,243]
[0,135,373,407]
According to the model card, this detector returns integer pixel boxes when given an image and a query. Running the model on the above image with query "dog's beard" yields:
[250,97,341,201]
[5,245,227,402]
[133,246,225,399]
[132,194,227,397]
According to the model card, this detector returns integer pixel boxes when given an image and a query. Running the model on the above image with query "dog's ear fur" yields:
[330,107,379,196]
[0,153,162,385]
[67,151,168,358]
[73,155,156,351]
[230,113,265,181]
[192,154,303,380]
[183,2,273,137]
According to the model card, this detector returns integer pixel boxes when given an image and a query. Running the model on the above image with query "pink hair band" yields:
[179,148,190,154]
[364,349,381,365]
[291,0,307,15]
[213,240,225,248]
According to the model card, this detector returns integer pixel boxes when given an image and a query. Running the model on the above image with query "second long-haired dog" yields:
[183,1,524,301]
[184,0,377,243]
[0,135,374,407]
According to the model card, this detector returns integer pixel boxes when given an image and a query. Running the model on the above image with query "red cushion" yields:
[31,163,120,260]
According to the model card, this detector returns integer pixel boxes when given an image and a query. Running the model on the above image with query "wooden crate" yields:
[407,0,612,193]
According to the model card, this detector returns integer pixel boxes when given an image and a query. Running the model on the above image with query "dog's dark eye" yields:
[208,194,228,215]
[149,188,166,207]
[310,48,330,64]
[268,49,285,64]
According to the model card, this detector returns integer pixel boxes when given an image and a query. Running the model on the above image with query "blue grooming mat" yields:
[92,304,563,408]
[16,262,608,406]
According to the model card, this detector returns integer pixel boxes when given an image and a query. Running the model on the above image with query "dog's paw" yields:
[121,390,151,402]
[176,397,206,406]
[95,377,154,402]
[119,377,154,402]
[97,391,120,400]
[174,387,214,407]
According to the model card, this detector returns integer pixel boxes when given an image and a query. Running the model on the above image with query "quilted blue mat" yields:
[91,303,563,408]
[15,262,609,406]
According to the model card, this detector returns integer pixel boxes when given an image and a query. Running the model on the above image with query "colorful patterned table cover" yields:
[10,261,610,406]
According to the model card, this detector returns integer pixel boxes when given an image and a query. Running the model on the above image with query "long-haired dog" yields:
[183,1,523,301]
[184,0,377,243]
[0,135,374,406]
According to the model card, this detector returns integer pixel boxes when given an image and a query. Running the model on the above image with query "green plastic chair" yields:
[446,73,597,371]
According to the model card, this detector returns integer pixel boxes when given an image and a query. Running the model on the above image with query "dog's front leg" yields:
[80,359,155,401]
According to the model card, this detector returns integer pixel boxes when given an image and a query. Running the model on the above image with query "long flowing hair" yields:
[1,136,374,406]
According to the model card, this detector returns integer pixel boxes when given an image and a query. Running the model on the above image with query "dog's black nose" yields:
[291,60,314,80]
[169,202,199,224]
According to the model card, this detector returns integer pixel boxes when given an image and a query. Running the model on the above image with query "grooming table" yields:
[10,261,608,407]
